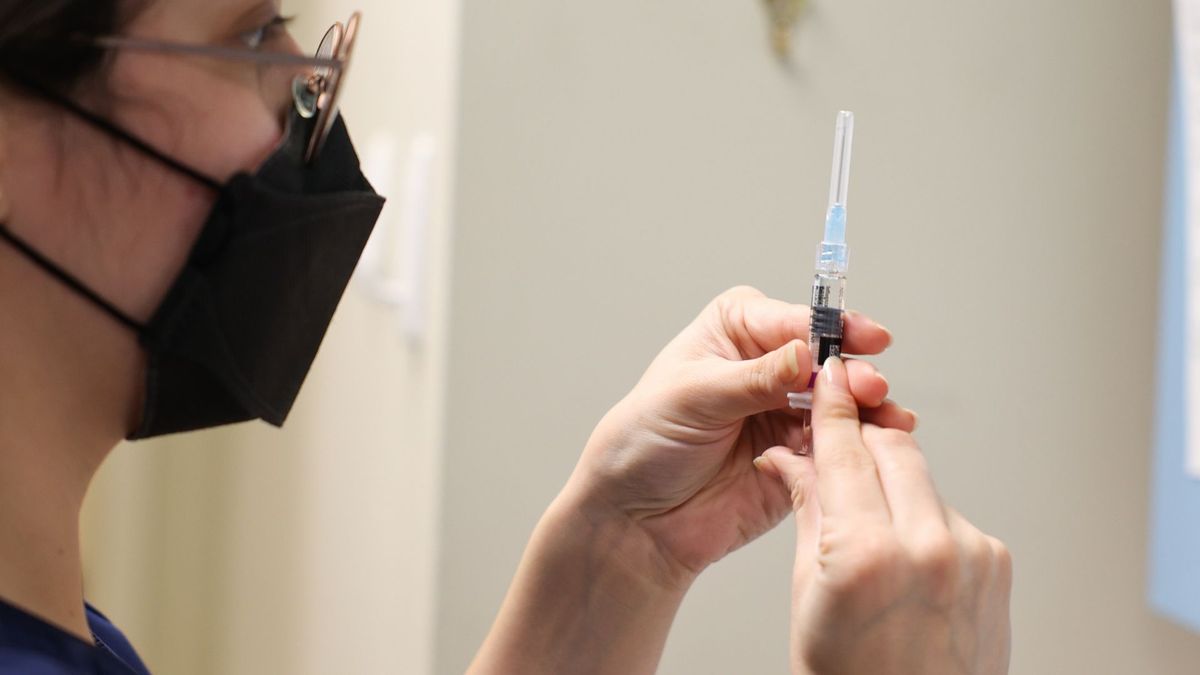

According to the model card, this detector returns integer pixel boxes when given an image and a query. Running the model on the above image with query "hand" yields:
[756,357,1012,675]
[562,286,916,590]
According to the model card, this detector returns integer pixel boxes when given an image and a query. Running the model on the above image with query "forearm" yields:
[468,485,692,675]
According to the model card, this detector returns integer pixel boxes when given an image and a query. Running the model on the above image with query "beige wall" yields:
[78,1,1200,673]
[437,1,1200,674]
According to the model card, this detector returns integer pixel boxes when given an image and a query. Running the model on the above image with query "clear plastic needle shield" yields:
[788,111,854,413]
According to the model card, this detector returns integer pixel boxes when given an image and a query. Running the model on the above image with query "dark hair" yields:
[0,1,130,92]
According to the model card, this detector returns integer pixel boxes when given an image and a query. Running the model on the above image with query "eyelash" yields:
[240,15,294,50]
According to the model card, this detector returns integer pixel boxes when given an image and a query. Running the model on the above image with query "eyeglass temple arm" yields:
[90,36,343,70]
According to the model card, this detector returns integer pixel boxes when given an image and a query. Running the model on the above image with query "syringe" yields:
[787,111,855,434]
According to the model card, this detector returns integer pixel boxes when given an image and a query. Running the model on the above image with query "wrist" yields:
[546,479,699,600]
[469,480,693,675]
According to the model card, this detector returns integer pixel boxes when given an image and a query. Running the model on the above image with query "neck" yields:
[0,242,141,642]
[0,428,95,641]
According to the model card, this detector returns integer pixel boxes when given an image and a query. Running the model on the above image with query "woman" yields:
[0,1,1012,673]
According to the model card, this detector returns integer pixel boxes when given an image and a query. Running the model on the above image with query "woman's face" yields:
[0,0,305,324]
[0,0,310,438]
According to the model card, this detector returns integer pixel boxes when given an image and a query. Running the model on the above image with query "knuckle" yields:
[787,473,810,510]
[881,455,931,482]
[989,536,1014,587]
[817,393,865,427]
[713,286,763,317]
[964,531,994,570]
[863,425,917,450]
[909,530,961,595]
[821,445,876,475]
[723,284,764,300]
[818,522,901,585]
[867,442,928,478]
[992,537,1013,569]
[835,530,906,589]
[911,530,960,575]
[744,357,778,402]
[710,286,765,343]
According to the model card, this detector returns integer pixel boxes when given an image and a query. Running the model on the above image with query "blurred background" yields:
[76,0,1200,673]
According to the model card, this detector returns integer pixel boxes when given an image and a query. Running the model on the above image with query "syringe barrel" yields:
[808,272,846,368]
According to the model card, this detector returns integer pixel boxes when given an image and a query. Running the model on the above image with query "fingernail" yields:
[875,371,889,388]
[752,456,768,472]
[823,356,848,391]
[784,341,801,379]
[908,409,921,430]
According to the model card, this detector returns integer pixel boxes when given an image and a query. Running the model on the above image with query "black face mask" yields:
[0,80,386,439]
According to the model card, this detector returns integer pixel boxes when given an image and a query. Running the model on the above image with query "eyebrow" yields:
[228,0,281,33]
[92,0,333,68]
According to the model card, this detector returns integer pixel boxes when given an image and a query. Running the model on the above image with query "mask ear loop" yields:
[0,224,144,332]
[0,65,222,334]
[0,65,223,192]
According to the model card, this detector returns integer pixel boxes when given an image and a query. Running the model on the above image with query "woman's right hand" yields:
[756,357,1012,675]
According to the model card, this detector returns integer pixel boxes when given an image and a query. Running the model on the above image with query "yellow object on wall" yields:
[762,0,806,58]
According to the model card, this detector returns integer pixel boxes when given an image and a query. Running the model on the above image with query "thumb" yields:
[693,339,812,422]
[756,446,817,513]
[757,447,822,586]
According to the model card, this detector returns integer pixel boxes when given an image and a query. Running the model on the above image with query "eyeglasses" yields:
[90,12,361,164]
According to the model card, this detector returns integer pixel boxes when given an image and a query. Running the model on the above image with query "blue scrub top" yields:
[0,599,149,674]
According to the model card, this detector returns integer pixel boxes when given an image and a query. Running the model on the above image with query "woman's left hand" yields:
[471,286,917,674]
[563,285,916,590]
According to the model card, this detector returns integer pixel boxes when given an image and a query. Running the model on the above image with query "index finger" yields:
[717,288,892,359]
[811,356,890,522]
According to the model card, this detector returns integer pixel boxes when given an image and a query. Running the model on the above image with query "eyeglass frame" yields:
[87,12,361,164]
